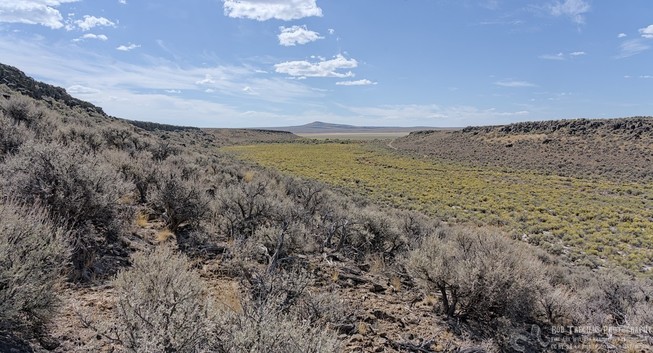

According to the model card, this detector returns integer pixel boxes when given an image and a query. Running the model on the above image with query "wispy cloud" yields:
[618,33,627,38]
[336,79,377,86]
[223,0,322,21]
[479,19,524,26]
[274,54,358,78]
[480,0,500,10]
[73,33,108,42]
[640,25,653,39]
[67,84,100,94]
[548,0,590,24]
[278,25,323,46]
[494,80,537,88]
[116,43,140,51]
[539,51,585,60]
[617,39,650,58]
[0,0,79,29]
[344,104,530,126]
[539,52,565,61]
[75,15,115,31]
[0,36,322,126]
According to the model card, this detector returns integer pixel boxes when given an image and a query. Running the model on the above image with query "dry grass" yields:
[135,211,150,228]
[155,229,175,243]
[243,170,255,183]
[211,279,243,313]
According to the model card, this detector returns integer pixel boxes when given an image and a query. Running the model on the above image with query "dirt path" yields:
[386,137,398,150]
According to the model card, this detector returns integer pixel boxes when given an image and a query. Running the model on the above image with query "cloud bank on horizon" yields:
[0,0,651,127]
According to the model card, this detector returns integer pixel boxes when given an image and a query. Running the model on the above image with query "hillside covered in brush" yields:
[395,117,653,182]
[1,63,653,353]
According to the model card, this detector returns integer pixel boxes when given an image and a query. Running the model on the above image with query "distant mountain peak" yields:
[301,121,355,129]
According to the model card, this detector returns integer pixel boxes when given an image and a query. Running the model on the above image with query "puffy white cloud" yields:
[0,0,79,29]
[274,54,357,78]
[223,0,322,21]
[73,33,108,41]
[494,80,537,88]
[548,0,590,24]
[336,79,377,86]
[328,28,335,35]
[639,25,653,39]
[618,33,627,38]
[278,25,323,46]
[118,0,127,4]
[195,74,216,85]
[116,43,140,51]
[75,15,115,31]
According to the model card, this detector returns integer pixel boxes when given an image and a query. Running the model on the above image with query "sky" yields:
[0,0,652,128]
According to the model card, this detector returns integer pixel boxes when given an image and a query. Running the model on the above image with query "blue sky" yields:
[0,0,651,127]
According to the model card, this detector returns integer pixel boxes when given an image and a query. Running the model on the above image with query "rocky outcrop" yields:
[0,63,105,115]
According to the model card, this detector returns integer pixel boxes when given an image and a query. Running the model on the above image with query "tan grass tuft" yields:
[155,228,175,243]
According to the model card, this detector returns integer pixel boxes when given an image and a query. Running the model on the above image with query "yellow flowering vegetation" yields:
[227,142,653,273]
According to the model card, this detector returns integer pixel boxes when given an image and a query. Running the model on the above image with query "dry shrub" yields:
[407,225,546,322]
[109,248,341,353]
[152,169,210,233]
[217,179,277,239]
[1,141,131,281]
[216,307,340,353]
[0,200,69,336]
[111,245,216,353]
[0,95,59,140]
[284,177,326,218]
[0,112,33,158]
[151,141,180,161]
[397,210,439,249]
[1,95,41,127]
[110,150,158,203]
[55,125,104,152]
[575,268,651,326]
[350,206,405,257]
[214,267,342,353]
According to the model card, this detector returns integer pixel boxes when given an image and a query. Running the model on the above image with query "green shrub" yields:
[0,200,69,335]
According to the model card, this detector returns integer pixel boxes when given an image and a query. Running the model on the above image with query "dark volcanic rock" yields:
[0,63,105,116]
